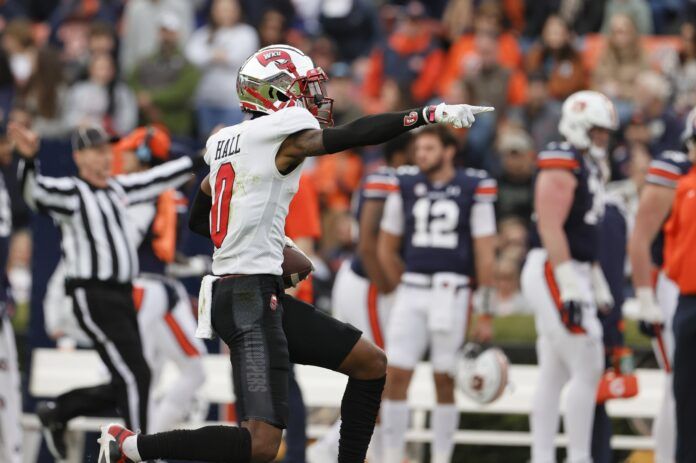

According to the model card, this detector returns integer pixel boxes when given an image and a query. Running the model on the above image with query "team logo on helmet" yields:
[256,49,298,75]
[571,100,587,112]
[457,343,509,405]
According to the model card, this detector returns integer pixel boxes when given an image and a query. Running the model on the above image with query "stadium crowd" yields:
[2,0,696,462]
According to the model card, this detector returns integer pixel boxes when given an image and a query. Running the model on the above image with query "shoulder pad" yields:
[647,151,692,188]
[537,142,579,171]
[658,150,689,165]
[362,166,400,198]
[544,141,573,152]
[373,165,396,177]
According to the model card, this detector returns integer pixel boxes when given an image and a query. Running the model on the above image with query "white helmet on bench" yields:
[456,343,509,404]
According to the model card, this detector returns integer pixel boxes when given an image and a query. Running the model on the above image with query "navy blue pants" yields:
[673,294,696,462]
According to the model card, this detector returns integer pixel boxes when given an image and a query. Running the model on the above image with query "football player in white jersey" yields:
[98,44,492,463]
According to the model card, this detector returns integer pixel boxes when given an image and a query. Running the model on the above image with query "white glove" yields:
[430,102,494,129]
[553,261,588,332]
[636,286,664,324]
[553,261,585,303]
[590,264,614,314]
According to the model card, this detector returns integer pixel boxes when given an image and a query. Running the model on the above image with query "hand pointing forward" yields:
[431,102,495,129]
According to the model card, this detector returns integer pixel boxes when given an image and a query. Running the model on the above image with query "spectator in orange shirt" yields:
[664,115,696,462]
[439,2,522,95]
[286,174,322,304]
[311,150,363,212]
[440,32,526,170]
[362,1,444,109]
[524,15,587,101]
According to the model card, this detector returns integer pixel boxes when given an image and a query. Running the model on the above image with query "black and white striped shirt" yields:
[19,156,199,283]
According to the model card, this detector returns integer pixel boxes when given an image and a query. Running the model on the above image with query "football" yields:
[282,243,314,288]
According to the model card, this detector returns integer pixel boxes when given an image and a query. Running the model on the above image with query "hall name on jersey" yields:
[214,134,242,161]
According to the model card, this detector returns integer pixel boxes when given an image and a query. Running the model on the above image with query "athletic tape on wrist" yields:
[422,105,437,124]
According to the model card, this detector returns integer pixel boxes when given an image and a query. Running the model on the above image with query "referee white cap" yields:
[71,125,111,152]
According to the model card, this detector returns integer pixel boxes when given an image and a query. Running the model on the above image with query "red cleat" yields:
[97,423,136,463]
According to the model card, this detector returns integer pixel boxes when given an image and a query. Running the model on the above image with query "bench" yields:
[24,348,661,461]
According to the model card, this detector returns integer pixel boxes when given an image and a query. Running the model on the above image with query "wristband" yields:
[422,105,437,124]
[475,286,494,316]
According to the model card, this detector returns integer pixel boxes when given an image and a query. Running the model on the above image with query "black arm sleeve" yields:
[322,106,433,154]
[188,187,212,238]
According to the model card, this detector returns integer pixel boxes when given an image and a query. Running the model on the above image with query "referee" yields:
[8,122,202,459]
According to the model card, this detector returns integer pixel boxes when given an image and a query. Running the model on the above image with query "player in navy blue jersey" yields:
[377,125,497,463]
[521,90,618,463]
[628,109,695,462]
[309,135,412,463]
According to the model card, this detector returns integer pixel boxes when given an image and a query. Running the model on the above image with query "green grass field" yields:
[492,314,652,349]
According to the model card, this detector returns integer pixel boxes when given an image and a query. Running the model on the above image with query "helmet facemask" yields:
[287,68,334,126]
[587,126,614,161]
[238,65,334,126]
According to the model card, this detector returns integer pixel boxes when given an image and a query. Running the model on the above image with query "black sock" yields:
[338,375,386,463]
[137,426,251,462]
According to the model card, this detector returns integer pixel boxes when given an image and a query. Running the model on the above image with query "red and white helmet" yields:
[237,44,334,125]
[559,90,618,151]
[456,343,509,404]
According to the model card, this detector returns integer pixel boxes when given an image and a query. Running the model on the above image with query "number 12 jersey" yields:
[381,167,498,276]
[204,106,320,276]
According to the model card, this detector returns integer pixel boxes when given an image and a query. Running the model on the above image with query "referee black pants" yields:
[674,294,696,462]
[54,281,151,432]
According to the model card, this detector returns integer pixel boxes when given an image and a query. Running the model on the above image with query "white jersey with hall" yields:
[204,106,320,276]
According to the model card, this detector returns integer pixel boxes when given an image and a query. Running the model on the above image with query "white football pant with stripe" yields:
[135,276,207,433]
[522,249,604,463]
